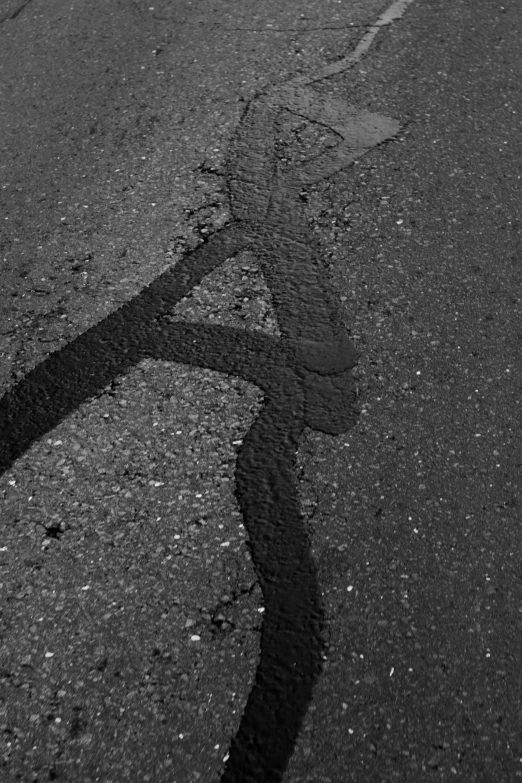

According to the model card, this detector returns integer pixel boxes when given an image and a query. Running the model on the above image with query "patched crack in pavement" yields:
[0,1,412,781]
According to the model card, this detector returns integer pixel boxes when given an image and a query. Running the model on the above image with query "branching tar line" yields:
[0,59,399,783]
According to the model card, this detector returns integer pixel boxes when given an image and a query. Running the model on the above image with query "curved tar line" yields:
[218,81,400,783]
[0,1,414,780]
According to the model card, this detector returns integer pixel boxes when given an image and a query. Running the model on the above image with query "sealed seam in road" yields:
[0,1,416,780]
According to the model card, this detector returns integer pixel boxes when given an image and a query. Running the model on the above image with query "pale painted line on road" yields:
[284,0,418,88]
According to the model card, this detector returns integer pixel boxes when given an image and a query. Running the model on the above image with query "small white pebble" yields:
[44,652,54,658]
[220,541,231,547]
[190,635,201,642]
[390,667,394,676]
[257,607,265,613]
[347,585,353,592]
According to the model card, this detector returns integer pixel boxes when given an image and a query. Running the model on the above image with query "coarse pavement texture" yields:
[0,2,391,781]
[1,0,522,782]
[286,1,522,780]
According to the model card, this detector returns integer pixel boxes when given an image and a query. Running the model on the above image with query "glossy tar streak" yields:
[0,0,413,779]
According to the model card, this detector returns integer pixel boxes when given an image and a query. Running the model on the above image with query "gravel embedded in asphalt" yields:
[286,0,522,779]
[171,250,281,337]
[0,361,263,782]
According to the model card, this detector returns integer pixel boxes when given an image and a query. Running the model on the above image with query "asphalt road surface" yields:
[1,0,522,781]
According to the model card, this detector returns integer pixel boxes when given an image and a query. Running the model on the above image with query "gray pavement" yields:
[286,2,522,779]
[1,0,522,781]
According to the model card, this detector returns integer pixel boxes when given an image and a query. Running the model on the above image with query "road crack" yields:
[0,1,416,781]
[0,0,34,26]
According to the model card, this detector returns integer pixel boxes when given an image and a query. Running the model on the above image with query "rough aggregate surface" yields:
[3,0,522,780]
[171,251,280,337]
[0,363,263,782]
[285,0,522,780]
